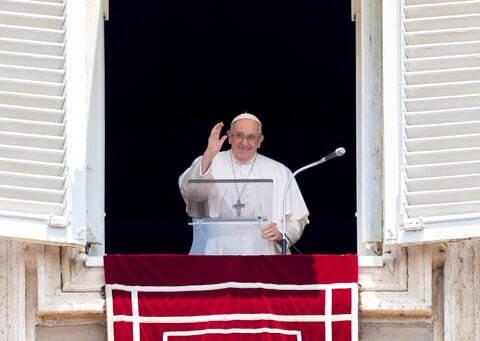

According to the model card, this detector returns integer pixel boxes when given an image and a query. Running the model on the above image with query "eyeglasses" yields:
[231,133,260,143]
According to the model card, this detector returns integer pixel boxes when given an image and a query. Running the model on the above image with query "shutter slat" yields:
[0,184,64,202]
[406,160,480,178]
[0,197,64,215]
[405,93,480,111]
[406,107,480,124]
[405,28,480,45]
[406,55,480,72]
[0,104,63,123]
[405,13,480,31]
[0,171,63,190]
[0,131,64,149]
[406,120,480,138]
[0,1,65,16]
[405,68,480,85]
[34,0,64,3]
[406,146,480,164]
[0,37,64,56]
[0,117,64,135]
[0,64,64,83]
[0,157,64,177]
[406,80,480,98]
[0,144,63,163]
[406,0,474,5]
[407,174,480,191]
[406,41,480,58]
[0,77,64,96]
[0,51,64,69]
[0,23,64,43]
[407,133,480,151]
[405,2,480,19]
[407,201,480,218]
[0,11,64,30]
[407,187,480,205]
[0,90,64,109]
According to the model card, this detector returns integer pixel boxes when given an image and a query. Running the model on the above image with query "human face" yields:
[228,118,264,163]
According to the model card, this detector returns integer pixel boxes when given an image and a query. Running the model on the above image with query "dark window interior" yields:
[105,1,357,255]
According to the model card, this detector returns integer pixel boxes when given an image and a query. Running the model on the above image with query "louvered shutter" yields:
[386,0,480,245]
[0,0,85,245]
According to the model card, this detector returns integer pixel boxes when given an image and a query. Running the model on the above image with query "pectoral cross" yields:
[232,199,245,217]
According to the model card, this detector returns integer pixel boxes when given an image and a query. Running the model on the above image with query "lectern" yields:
[186,178,273,255]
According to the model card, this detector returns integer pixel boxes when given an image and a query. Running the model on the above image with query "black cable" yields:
[286,235,303,254]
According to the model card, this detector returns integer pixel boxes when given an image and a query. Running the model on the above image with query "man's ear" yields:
[257,134,265,148]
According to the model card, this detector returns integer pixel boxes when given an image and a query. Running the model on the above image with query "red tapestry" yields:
[104,254,358,341]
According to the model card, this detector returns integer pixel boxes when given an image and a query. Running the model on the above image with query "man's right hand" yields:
[201,122,227,173]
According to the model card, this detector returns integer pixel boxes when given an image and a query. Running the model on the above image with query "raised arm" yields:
[201,122,228,174]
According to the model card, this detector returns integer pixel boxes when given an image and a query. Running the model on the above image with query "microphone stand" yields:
[281,147,346,255]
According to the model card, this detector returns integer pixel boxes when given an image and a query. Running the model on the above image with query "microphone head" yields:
[335,147,346,157]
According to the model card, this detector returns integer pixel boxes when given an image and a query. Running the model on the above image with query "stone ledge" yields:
[37,245,433,318]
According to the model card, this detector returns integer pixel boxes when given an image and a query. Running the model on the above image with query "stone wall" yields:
[37,324,106,341]
[1,239,480,339]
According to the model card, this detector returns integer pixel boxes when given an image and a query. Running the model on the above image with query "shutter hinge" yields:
[403,217,424,231]
[48,214,71,228]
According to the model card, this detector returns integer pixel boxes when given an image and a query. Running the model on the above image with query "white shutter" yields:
[387,0,480,245]
[0,0,81,244]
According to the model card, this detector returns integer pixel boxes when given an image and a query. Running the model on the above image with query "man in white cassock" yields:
[179,112,310,255]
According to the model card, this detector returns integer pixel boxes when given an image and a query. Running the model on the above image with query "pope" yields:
[179,112,310,255]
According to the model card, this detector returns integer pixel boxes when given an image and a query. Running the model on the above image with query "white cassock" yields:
[179,150,310,255]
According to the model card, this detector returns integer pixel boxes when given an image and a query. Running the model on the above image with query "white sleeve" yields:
[274,218,307,254]
[178,155,216,217]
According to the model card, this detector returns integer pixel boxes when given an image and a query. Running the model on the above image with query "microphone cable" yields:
[287,234,303,254]
[280,233,303,254]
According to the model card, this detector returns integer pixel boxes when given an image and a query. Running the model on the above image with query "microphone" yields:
[281,147,346,255]
[324,147,346,160]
